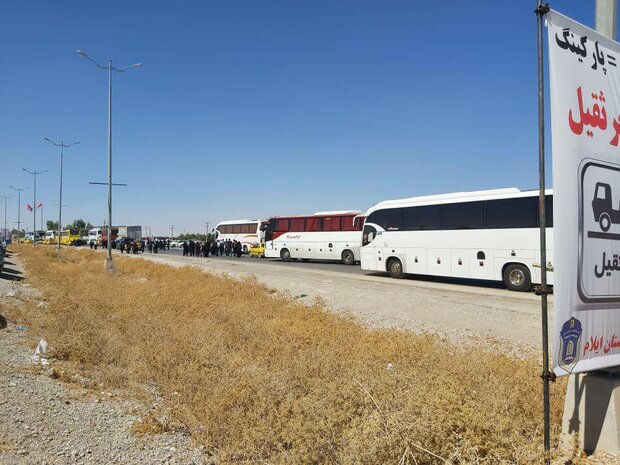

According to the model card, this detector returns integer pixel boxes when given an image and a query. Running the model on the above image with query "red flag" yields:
[36,202,42,209]
[26,204,33,212]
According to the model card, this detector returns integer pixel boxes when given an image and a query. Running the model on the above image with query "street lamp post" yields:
[22,169,48,246]
[77,50,141,274]
[45,138,80,250]
[9,186,29,243]
[0,195,13,243]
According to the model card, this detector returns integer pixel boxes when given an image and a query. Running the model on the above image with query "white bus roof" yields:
[365,188,553,215]
[216,219,261,226]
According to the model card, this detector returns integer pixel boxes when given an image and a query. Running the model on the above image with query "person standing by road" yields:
[182,241,189,256]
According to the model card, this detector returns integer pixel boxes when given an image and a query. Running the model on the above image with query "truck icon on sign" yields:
[592,182,620,232]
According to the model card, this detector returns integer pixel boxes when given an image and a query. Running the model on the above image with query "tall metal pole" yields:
[59,142,64,249]
[596,0,617,40]
[106,61,114,272]
[45,137,79,250]
[0,195,13,242]
[78,50,140,274]
[34,173,37,243]
[10,186,28,243]
[22,169,47,246]
[535,2,551,463]
[170,224,174,239]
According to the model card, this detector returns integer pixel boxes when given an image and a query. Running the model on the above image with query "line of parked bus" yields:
[213,187,554,293]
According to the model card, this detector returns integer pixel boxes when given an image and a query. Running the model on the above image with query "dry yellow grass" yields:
[8,245,567,464]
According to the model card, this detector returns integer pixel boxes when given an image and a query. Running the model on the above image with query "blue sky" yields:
[0,1,602,235]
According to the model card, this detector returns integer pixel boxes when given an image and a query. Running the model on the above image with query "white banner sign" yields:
[548,10,620,375]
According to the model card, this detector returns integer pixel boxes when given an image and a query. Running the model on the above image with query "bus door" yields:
[262,221,275,251]
[361,223,381,270]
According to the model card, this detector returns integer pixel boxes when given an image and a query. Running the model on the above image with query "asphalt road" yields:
[150,247,513,291]
[155,247,367,275]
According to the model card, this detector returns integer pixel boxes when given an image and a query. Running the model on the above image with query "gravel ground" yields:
[0,251,210,465]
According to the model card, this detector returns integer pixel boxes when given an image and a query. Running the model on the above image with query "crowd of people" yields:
[181,238,243,257]
[88,237,248,258]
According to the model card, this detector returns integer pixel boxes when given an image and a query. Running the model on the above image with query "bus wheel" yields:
[387,258,404,279]
[503,264,532,292]
[280,249,292,262]
[342,250,355,265]
[600,213,612,232]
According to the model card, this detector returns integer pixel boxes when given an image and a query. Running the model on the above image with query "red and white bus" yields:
[263,211,363,265]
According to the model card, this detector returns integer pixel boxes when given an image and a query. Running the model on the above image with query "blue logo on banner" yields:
[559,317,583,373]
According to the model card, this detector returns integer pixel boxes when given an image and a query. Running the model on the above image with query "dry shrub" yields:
[13,245,566,464]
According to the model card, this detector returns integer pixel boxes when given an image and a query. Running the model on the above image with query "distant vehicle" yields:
[249,243,265,258]
[117,226,142,240]
[214,220,264,253]
[88,228,102,245]
[360,188,554,292]
[60,229,84,246]
[592,182,620,232]
[42,230,58,245]
[263,211,363,265]
[116,237,144,253]
[25,231,45,244]
[101,228,119,244]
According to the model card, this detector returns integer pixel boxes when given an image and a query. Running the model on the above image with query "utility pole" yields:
[596,0,617,40]
[0,195,13,242]
[170,224,174,239]
[22,168,48,246]
[45,138,80,250]
[9,186,29,243]
[78,50,141,274]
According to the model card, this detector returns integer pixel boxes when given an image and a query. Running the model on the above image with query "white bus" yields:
[214,220,264,253]
[360,188,553,292]
[263,211,363,265]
